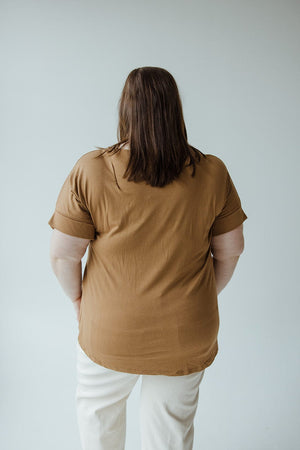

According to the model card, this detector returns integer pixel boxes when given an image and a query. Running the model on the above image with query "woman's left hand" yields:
[72,296,81,323]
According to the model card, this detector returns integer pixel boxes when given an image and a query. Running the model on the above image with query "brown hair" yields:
[95,66,206,187]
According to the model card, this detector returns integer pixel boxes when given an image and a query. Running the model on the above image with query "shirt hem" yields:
[77,337,219,376]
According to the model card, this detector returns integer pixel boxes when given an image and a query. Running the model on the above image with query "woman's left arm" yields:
[49,228,91,320]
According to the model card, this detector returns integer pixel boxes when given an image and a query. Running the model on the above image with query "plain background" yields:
[1,0,299,449]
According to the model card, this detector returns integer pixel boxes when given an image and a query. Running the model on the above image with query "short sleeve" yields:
[48,159,96,240]
[211,168,248,236]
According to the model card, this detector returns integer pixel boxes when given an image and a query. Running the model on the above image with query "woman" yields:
[48,66,248,450]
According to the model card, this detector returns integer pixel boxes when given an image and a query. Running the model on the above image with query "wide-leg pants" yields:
[75,340,205,450]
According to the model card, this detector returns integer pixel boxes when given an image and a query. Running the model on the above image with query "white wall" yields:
[1,0,299,449]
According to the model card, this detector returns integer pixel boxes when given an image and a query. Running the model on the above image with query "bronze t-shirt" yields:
[48,148,248,376]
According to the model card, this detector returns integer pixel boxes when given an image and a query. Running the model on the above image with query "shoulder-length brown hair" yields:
[95,66,206,187]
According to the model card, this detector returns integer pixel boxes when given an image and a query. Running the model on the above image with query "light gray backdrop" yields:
[1,0,299,449]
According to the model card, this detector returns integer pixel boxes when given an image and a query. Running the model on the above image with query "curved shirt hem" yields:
[77,337,219,376]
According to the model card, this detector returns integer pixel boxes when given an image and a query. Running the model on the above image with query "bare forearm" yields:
[50,257,82,302]
[212,255,240,295]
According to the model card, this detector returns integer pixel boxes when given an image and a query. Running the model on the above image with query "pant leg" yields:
[139,369,205,450]
[75,341,140,450]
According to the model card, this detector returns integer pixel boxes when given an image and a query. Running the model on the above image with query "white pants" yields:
[75,340,205,450]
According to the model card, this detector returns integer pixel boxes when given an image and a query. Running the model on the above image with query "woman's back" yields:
[48,146,247,375]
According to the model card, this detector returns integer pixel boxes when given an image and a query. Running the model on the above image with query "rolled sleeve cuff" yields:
[48,210,96,239]
[212,208,248,236]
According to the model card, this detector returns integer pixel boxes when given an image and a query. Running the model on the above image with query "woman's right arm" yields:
[211,224,245,295]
